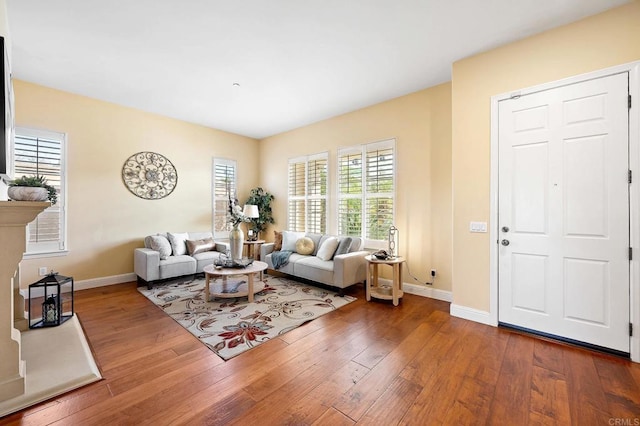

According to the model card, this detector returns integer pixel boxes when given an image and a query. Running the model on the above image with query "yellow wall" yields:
[451,1,640,311]
[15,80,259,287]
[260,83,453,291]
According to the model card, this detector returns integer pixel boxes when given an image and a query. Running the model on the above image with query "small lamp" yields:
[243,204,260,241]
[388,225,398,258]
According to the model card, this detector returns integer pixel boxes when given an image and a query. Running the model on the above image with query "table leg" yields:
[205,274,210,302]
[248,273,254,302]
[366,262,372,301]
[392,264,400,306]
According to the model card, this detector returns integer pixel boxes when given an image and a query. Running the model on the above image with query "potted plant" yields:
[245,187,274,240]
[8,175,58,204]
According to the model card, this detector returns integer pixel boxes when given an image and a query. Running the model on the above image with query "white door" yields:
[498,72,630,353]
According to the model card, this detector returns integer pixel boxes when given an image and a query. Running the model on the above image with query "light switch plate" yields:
[470,221,487,233]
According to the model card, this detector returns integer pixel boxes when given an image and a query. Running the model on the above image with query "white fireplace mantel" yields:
[0,201,49,402]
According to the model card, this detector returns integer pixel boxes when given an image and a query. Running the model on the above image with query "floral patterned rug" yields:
[138,275,356,360]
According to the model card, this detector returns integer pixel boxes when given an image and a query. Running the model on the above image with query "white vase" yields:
[8,186,48,202]
[229,226,244,261]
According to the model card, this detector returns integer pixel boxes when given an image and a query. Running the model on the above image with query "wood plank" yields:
[358,376,423,425]
[311,407,355,426]
[528,365,571,424]
[400,319,487,424]
[486,333,535,425]
[593,354,640,418]
[333,310,449,421]
[281,360,370,424]
[562,347,611,424]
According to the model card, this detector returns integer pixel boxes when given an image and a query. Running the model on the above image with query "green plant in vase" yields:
[245,187,274,240]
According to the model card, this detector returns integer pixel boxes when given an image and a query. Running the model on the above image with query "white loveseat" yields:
[260,231,369,293]
[134,231,229,288]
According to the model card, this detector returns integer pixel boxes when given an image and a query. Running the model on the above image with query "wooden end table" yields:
[203,261,268,302]
[243,239,265,261]
[365,255,405,306]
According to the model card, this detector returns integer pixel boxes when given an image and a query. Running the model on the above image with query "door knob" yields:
[501,239,510,246]
[502,226,510,232]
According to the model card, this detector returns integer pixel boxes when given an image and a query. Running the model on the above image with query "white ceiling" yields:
[6,0,630,139]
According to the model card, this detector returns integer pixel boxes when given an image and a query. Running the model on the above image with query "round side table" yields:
[365,255,405,306]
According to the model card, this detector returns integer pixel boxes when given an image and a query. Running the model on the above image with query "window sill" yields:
[23,250,69,260]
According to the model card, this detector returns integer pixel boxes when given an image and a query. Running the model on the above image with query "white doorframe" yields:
[489,61,640,362]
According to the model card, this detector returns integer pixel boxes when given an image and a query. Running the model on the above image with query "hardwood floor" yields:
[2,279,640,425]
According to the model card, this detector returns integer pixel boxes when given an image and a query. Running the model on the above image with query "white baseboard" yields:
[402,282,452,302]
[450,303,497,326]
[75,273,137,291]
[21,273,137,299]
[374,278,452,302]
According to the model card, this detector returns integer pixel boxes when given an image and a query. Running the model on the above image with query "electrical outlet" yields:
[38,267,47,276]
[431,269,436,277]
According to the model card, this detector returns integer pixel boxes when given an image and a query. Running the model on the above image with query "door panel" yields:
[498,72,630,353]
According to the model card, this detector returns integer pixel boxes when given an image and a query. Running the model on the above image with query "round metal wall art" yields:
[121,152,178,200]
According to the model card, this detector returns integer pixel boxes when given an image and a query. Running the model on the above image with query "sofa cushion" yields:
[193,250,225,272]
[167,232,189,256]
[265,252,307,275]
[273,230,283,251]
[186,238,215,255]
[294,256,335,285]
[159,255,196,279]
[282,230,305,252]
[295,237,315,255]
[334,237,352,256]
[316,237,339,261]
[149,235,172,260]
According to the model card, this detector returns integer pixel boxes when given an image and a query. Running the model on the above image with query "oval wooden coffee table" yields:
[203,261,268,302]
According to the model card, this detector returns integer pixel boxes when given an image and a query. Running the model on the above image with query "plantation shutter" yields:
[288,153,329,233]
[212,158,236,238]
[307,155,328,234]
[337,148,362,237]
[288,159,306,232]
[14,128,66,253]
[337,139,395,247]
[365,144,394,241]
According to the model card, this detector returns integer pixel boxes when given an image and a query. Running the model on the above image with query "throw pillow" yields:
[334,237,352,257]
[295,237,315,255]
[149,235,172,260]
[282,230,305,252]
[186,238,215,256]
[274,230,283,251]
[316,237,339,261]
[306,233,323,256]
[167,232,189,256]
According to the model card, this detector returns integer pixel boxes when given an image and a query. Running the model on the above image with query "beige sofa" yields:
[134,231,229,288]
[260,231,369,293]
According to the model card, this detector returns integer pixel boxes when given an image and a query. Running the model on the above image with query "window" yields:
[212,158,236,239]
[287,153,328,233]
[14,127,66,255]
[338,139,395,248]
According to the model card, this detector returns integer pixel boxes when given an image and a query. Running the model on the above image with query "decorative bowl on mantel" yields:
[8,186,49,202]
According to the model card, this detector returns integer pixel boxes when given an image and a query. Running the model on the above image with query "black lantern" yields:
[28,271,74,328]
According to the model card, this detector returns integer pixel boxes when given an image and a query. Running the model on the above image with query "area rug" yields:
[138,275,356,360]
